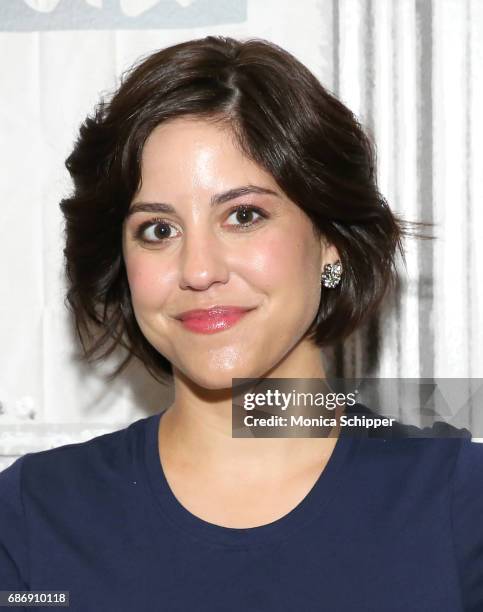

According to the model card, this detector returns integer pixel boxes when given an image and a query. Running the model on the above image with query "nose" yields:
[178,226,230,291]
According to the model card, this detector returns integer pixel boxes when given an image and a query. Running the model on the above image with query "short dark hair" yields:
[60,35,423,384]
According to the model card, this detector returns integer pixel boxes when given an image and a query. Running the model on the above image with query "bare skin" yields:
[158,398,344,528]
[122,117,342,528]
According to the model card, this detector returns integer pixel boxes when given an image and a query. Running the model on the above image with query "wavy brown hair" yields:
[60,35,425,384]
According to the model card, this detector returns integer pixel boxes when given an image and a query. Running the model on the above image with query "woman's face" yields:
[122,117,337,389]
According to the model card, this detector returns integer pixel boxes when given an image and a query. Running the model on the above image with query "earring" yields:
[321,260,342,288]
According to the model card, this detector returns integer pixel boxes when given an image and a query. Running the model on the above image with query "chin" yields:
[180,356,263,391]
[196,377,234,391]
[188,367,249,391]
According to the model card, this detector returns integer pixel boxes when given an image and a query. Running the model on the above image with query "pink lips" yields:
[175,306,254,334]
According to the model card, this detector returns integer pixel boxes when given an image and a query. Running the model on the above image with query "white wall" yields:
[1,0,482,468]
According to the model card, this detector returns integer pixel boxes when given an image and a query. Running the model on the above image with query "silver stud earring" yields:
[321,260,342,288]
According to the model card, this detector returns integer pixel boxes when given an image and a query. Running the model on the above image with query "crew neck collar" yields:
[142,406,361,549]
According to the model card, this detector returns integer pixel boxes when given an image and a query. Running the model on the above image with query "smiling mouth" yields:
[175,307,256,334]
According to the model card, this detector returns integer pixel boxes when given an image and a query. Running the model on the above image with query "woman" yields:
[1,36,482,611]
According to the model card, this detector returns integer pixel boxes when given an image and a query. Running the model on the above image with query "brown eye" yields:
[236,208,254,223]
[225,205,267,228]
[135,218,180,244]
[151,223,172,240]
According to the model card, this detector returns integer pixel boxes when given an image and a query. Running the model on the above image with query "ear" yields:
[319,236,341,271]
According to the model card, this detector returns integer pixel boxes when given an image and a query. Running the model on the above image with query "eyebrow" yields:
[125,185,280,218]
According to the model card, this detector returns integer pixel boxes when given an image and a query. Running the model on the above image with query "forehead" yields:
[138,118,277,192]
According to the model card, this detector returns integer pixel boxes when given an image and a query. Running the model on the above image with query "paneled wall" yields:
[1,0,482,468]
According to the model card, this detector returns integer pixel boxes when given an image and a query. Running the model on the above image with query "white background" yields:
[1,0,482,467]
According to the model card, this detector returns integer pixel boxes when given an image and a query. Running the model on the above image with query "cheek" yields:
[124,252,174,307]
[242,229,319,293]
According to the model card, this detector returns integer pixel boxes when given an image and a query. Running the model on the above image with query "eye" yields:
[134,217,180,244]
[225,205,267,229]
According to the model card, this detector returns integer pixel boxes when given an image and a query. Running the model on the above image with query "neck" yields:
[158,338,343,480]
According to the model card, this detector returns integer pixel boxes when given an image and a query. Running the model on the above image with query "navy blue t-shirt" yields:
[1,405,483,611]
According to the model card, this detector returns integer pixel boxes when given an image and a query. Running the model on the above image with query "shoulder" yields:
[345,402,474,492]
[452,436,483,500]
[450,438,483,610]
[0,413,155,501]
[348,403,483,607]
[0,454,30,587]
[451,437,483,511]
[0,414,156,589]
